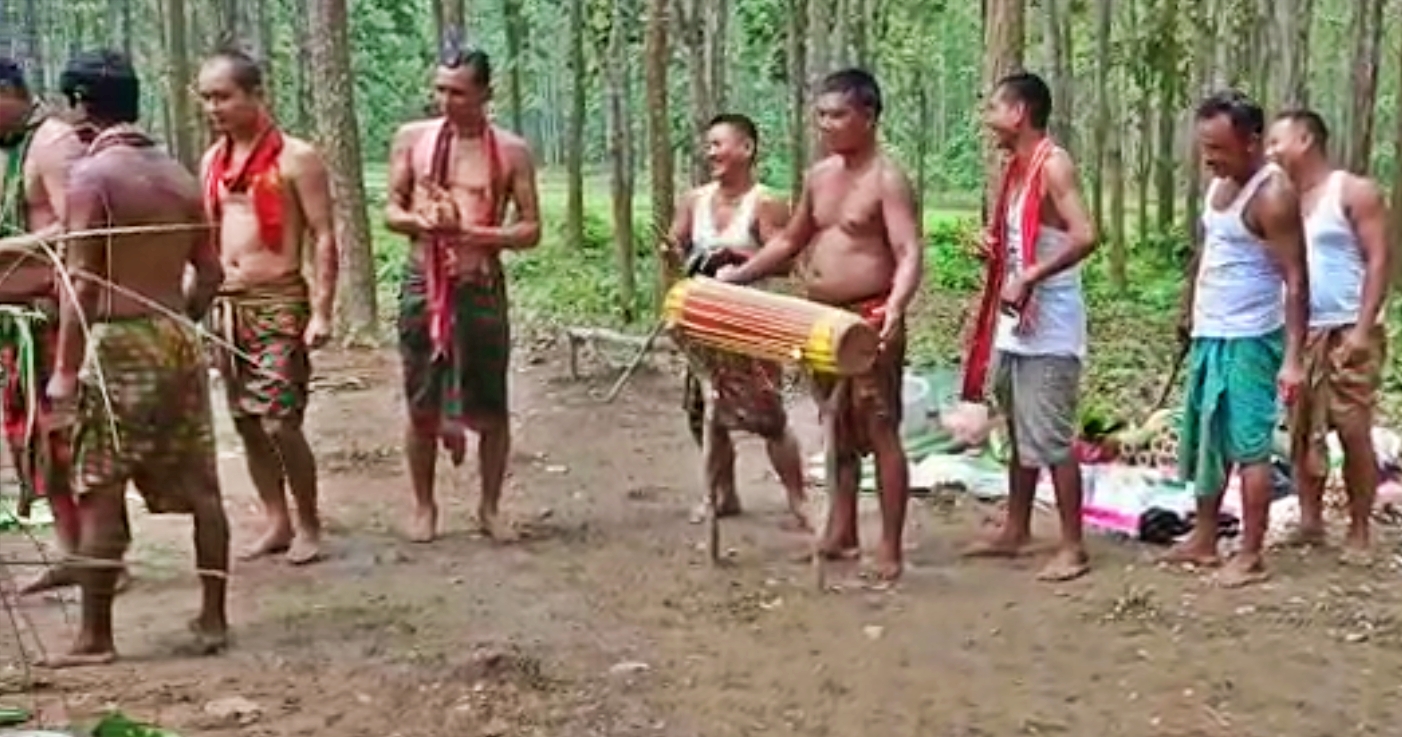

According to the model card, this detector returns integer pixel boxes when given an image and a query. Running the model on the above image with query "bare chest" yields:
[810,175,883,236]
[412,135,502,195]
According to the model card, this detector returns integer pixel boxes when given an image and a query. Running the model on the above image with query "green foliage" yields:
[90,711,180,737]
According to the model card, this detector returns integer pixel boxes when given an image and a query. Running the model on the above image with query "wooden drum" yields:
[662,277,880,376]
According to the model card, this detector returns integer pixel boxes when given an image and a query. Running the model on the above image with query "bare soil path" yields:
[1,344,1399,737]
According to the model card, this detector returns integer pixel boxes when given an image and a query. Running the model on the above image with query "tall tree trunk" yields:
[293,0,313,134]
[255,0,274,107]
[644,0,674,291]
[564,0,586,249]
[1389,24,1402,286]
[308,0,377,340]
[980,0,1025,221]
[786,0,808,202]
[166,0,197,171]
[679,0,712,183]
[443,0,465,37]
[1040,0,1072,150]
[605,0,637,321]
[503,0,526,135]
[432,0,446,48]
[1343,0,1384,174]
[705,0,728,112]
[1092,0,1119,288]
[1271,0,1309,107]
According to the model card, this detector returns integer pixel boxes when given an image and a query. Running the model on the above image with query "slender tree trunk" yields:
[308,0,378,340]
[19,0,42,94]
[705,0,728,112]
[679,0,712,183]
[644,0,674,292]
[786,0,808,202]
[166,0,197,171]
[1272,0,1309,107]
[293,0,313,134]
[564,0,586,248]
[1152,0,1179,234]
[1040,0,1072,150]
[1092,0,1114,282]
[503,0,526,135]
[1343,0,1384,174]
[980,0,1025,222]
[605,0,637,321]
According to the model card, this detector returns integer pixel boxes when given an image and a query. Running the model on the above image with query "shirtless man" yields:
[666,113,807,529]
[0,57,85,571]
[198,48,338,565]
[385,47,540,543]
[1164,90,1308,587]
[41,49,227,666]
[1266,109,1389,564]
[961,72,1097,582]
[719,68,923,581]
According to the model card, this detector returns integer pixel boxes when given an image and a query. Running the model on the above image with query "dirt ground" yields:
[2,341,1402,737]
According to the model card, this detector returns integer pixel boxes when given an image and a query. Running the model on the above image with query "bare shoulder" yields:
[806,155,843,188]
[28,119,82,166]
[876,156,915,193]
[1342,172,1384,207]
[1044,148,1078,181]
[392,119,438,148]
[280,134,327,173]
[493,127,535,170]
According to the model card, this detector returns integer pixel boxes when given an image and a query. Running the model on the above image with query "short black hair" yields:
[995,72,1052,130]
[708,113,758,148]
[60,49,140,124]
[438,31,491,87]
[206,46,264,93]
[0,57,27,97]
[1275,108,1329,150]
[819,67,882,120]
[1195,89,1264,138]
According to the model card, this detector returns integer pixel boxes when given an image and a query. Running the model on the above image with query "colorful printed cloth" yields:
[682,352,788,443]
[1289,324,1387,480]
[398,264,510,430]
[1179,329,1283,497]
[214,276,311,419]
[69,315,219,513]
[0,305,70,501]
[810,299,904,459]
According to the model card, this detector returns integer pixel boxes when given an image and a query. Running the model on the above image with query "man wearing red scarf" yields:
[385,46,541,543]
[961,72,1097,582]
[198,48,339,566]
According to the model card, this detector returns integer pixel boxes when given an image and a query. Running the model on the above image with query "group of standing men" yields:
[675,70,1390,589]
[0,44,543,667]
[0,40,1385,664]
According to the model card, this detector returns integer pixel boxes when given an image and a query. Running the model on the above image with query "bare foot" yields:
[407,506,437,543]
[960,534,1030,559]
[1035,547,1090,582]
[1157,541,1221,569]
[1213,554,1269,588]
[238,527,293,561]
[174,617,229,657]
[791,543,859,564]
[477,511,520,543]
[285,533,323,565]
[35,648,116,669]
[868,545,903,582]
[779,513,814,534]
[1281,526,1327,548]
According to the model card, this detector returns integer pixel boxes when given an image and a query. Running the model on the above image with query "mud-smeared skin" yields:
[4,345,1401,736]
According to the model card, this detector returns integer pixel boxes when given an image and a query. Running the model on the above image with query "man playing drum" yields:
[720,68,923,581]
[666,113,808,530]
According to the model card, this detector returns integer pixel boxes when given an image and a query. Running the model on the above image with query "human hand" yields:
[975,229,996,261]
[999,273,1029,311]
[878,303,903,345]
[304,313,333,350]
[715,264,743,283]
[1277,356,1305,406]
[1332,326,1372,368]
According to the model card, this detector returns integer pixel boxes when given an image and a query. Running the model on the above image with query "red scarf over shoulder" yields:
[426,120,505,359]
[204,115,285,252]
[961,136,1054,400]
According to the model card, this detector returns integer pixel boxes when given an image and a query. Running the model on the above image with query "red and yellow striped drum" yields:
[662,277,880,377]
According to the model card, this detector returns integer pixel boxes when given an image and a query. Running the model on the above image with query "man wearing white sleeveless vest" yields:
[664,113,809,531]
[1164,91,1309,587]
[1266,110,1389,564]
